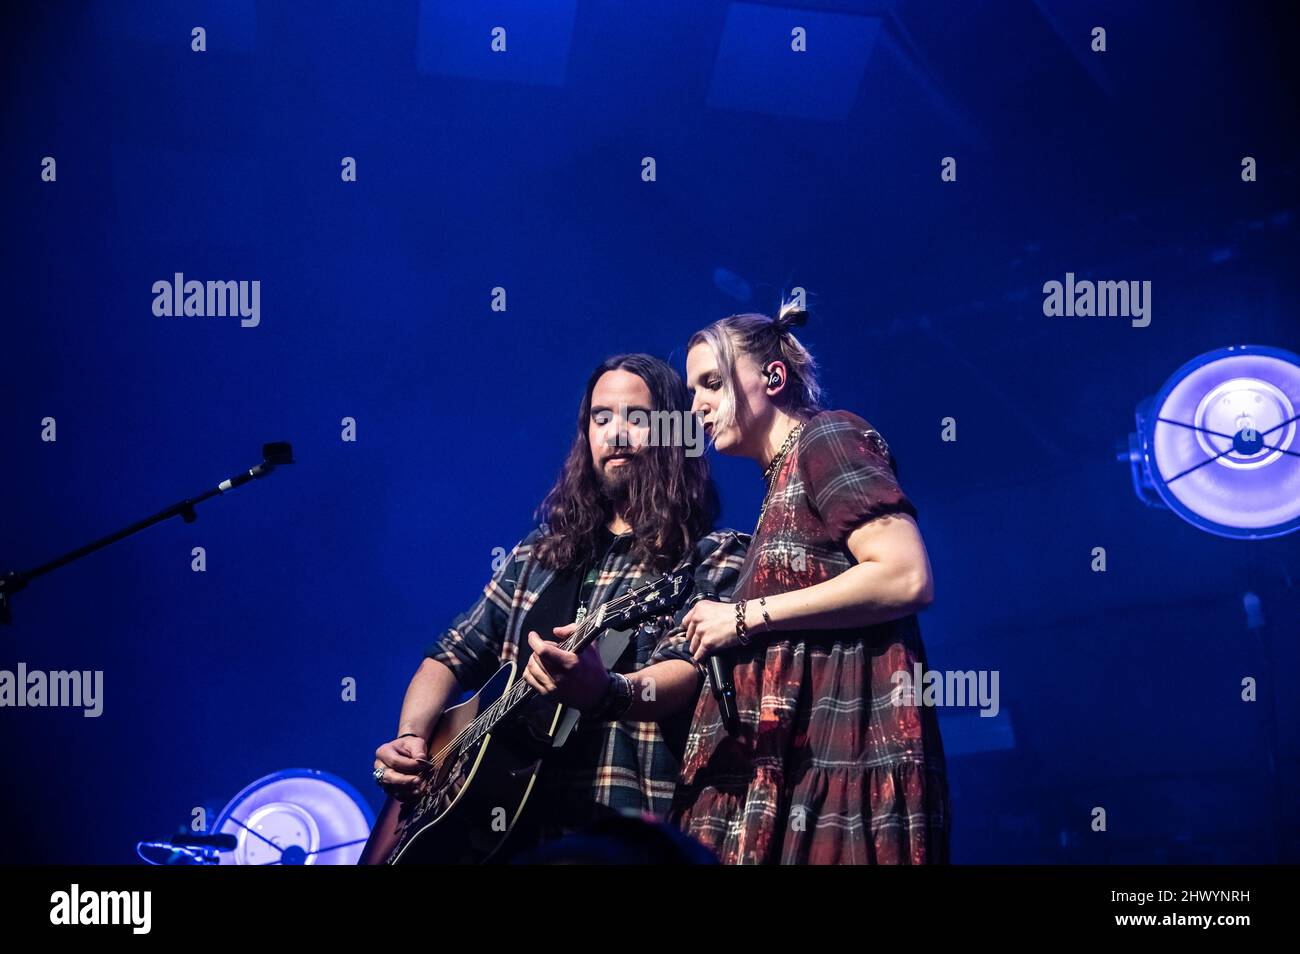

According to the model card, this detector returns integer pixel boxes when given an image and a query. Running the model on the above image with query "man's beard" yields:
[597,453,640,506]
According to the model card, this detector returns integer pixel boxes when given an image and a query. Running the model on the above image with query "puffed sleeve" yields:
[797,411,917,544]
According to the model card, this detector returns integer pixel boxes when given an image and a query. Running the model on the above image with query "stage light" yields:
[1121,345,1300,538]
[211,768,375,865]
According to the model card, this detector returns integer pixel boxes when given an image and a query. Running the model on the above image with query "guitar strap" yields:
[514,566,583,674]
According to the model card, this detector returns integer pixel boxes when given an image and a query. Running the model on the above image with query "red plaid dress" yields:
[672,410,950,864]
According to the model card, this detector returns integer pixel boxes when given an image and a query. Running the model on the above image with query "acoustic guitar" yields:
[359,568,693,864]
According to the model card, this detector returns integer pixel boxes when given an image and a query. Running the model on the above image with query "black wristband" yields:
[594,671,634,720]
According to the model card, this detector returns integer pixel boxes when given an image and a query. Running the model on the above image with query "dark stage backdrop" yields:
[1,0,1296,863]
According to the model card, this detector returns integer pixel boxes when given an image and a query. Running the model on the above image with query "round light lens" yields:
[1145,346,1300,538]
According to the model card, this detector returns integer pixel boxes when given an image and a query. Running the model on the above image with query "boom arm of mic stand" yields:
[0,442,292,625]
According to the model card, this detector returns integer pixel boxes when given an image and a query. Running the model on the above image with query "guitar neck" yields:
[439,570,687,763]
[456,604,608,751]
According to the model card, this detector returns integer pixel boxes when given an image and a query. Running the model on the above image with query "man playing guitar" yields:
[365,354,747,860]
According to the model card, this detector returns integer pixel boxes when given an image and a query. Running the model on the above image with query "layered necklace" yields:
[753,421,804,537]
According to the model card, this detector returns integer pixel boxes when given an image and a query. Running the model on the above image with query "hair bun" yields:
[775,304,809,332]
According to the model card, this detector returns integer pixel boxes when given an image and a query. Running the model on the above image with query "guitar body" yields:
[359,662,563,865]
[358,568,693,865]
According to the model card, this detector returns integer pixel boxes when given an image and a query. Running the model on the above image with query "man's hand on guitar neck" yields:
[523,624,611,711]
[523,624,703,722]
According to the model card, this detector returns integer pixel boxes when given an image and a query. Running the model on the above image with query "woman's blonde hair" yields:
[687,301,823,431]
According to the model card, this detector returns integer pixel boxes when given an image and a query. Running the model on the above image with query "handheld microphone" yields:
[689,586,739,731]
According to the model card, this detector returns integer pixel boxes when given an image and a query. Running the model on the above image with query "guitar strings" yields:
[397,573,687,837]
[418,576,671,783]
[428,596,614,768]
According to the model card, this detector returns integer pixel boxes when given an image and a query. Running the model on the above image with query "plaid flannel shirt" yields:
[425,525,749,834]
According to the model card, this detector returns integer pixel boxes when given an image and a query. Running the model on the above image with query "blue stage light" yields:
[1122,345,1300,538]
[211,768,375,865]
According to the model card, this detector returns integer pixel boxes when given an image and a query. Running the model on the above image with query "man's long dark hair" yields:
[534,354,719,572]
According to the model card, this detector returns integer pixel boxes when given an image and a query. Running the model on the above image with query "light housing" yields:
[211,768,375,865]
[1123,345,1300,539]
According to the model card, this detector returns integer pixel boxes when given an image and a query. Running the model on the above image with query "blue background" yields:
[1,0,1297,863]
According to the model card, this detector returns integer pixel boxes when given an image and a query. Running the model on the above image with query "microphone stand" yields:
[0,441,293,625]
